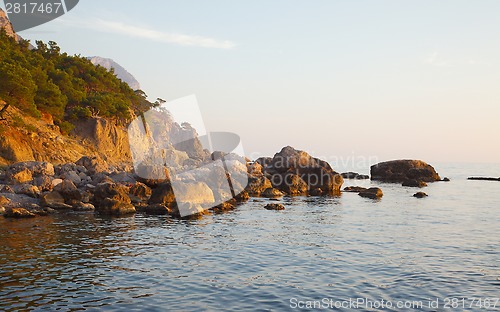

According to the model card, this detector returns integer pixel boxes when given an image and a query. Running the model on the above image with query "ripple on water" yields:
[0,165,499,311]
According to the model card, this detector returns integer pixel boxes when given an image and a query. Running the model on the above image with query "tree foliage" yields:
[0,29,154,128]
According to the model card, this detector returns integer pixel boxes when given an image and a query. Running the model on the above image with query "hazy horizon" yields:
[5,0,500,165]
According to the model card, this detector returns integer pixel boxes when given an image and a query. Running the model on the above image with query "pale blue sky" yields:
[6,0,500,166]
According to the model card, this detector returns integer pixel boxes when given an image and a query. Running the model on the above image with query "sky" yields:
[3,0,500,167]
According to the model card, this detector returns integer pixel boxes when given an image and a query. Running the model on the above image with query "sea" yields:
[0,163,499,311]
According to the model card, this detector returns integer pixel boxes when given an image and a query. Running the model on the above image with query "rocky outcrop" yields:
[264,146,344,195]
[92,182,135,216]
[264,203,285,211]
[359,188,383,199]
[371,160,440,183]
[341,172,370,179]
[73,118,131,163]
[261,188,285,199]
[413,192,428,198]
[3,208,36,218]
[402,180,428,188]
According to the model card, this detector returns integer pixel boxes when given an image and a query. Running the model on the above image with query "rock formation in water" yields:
[371,160,441,183]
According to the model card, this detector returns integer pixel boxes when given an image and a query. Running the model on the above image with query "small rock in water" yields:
[3,208,36,218]
[413,192,428,198]
[341,172,369,179]
[359,188,383,199]
[467,177,500,182]
[261,188,285,198]
[402,179,428,188]
[343,186,367,193]
[442,177,450,182]
[264,203,285,210]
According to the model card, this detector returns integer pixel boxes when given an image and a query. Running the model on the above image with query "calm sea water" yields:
[1,163,499,311]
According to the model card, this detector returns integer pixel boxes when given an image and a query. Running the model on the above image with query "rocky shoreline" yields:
[0,147,474,219]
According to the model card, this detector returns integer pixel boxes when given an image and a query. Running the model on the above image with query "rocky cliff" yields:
[0,8,23,42]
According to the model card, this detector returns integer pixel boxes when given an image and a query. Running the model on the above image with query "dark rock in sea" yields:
[3,208,36,218]
[211,202,236,213]
[467,177,500,182]
[402,179,428,188]
[245,175,273,197]
[266,146,344,195]
[234,191,250,203]
[442,177,451,182]
[413,192,428,198]
[359,188,384,199]
[261,188,285,199]
[371,160,440,183]
[140,204,171,215]
[264,203,285,211]
[309,188,324,196]
[129,182,152,203]
[92,182,135,216]
[341,172,370,180]
[270,173,309,196]
[343,186,367,193]
[148,183,176,206]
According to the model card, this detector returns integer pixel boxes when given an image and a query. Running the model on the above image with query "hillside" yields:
[88,56,141,91]
[0,13,154,165]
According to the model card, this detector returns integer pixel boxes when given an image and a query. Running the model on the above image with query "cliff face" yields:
[0,8,23,42]
[0,98,134,165]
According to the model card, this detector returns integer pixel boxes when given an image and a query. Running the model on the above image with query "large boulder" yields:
[92,182,135,216]
[266,146,343,195]
[371,160,440,183]
[76,156,109,175]
[54,180,81,203]
[148,183,176,206]
[129,182,152,203]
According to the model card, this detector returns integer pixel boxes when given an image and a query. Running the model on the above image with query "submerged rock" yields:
[341,172,369,179]
[413,192,428,198]
[467,177,500,182]
[261,188,285,199]
[264,203,285,211]
[3,208,36,218]
[92,182,135,216]
[358,187,383,199]
[371,160,440,183]
[343,186,367,193]
[402,179,428,188]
